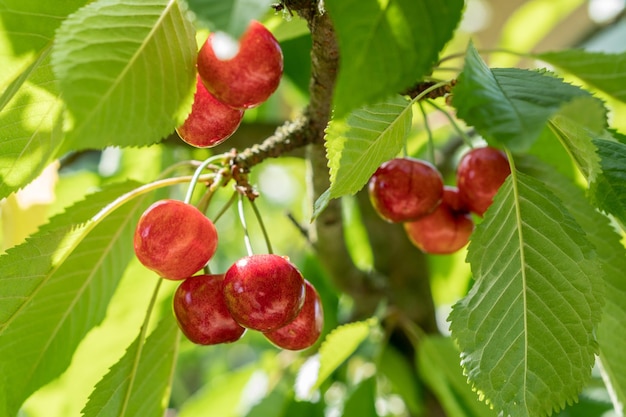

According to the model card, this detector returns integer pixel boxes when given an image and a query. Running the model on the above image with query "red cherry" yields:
[176,76,244,148]
[443,185,470,214]
[173,274,245,345]
[197,20,283,109]
[456,147,511,216]
[223,254,305,332]
[404,199,474,255]
[133,200,218,280]
[264,280,324,351]
[368,157,444,223]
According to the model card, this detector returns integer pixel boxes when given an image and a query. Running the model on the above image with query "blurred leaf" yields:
[326,0,464,116]
[185,0,274,37]
[379,345,423,415]
[518,156,626,414]
[81,314,179,417]
[51,0,197,151]
[313,319,376,390]
[341,376,377,417]
[589,138,626,228]
[0,181,148,416]
[448,171,604,417]
[280,33,312,95]
[536,49,626,103]
[313,95,412,217]
[417,335,497,417]
[452,43,599,152]
[0,51,65,199]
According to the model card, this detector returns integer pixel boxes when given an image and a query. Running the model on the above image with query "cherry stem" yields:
[237,194,255,257]
[212,190,238,224]
[426,99,474,148]
[249,199,273,254]
[418,101,436,164]
[183,154,229,205]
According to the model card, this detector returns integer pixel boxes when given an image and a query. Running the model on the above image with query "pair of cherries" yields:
[368,147,511,254]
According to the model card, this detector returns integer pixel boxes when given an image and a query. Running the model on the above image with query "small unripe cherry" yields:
[456,147,511,216]
[133,200,218,280]
[223,254,306,332]
[404,198,474,255]
[368,157,444,223]
[264,280,324,351]
[173,274,245,345]
[176,76,244,148]
[197,20,283,109]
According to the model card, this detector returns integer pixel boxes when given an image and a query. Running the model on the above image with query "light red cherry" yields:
[176,76,244,148]
[368,157,444,223]
[456,147,511,216]
[404,195,474,255]
[133,199,218,280]
[223,254,305,332]
[264,280,324,351]
[197,20,283,109]
[173,274,245,345]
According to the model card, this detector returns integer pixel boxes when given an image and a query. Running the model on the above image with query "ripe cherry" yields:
[223,254,305,332]
[442,185,470,214]
[197,20,283,109]
[264,280,324,351]
[368,157,444,223]
[133,200,218,280]
[404,188,474,254]
[173,274,245,345]
[456,147,511,216]
[176,76,244,148]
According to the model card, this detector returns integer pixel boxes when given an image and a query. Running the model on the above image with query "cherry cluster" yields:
[176,20,284,148]
[133,200,323,351]
[368,146,511,254]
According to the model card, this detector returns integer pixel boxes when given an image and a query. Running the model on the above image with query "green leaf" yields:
[517,156,626,413]
[81,315,179,417]
[342,376,377,417]
[536,49,626,103]
[51,0,197,151]
[452,43,598,152]
[417,335,497,417]
[313,95,412,217]
[326,0,464,116]
[379,345,423,415]
[448,171,604,417]
[0,181,149,416]
[547,97,606,183]
[589,138,626,227]
[313,319,376,390]
[185,0,274,37]
[0,50,66,199]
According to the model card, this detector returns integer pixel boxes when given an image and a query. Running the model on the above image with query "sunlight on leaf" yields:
[449,170,604,417]
[51,0,197,150]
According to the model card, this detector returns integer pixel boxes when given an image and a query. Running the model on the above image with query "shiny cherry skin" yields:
[173,274,245,345]
[197,20,283,109]
[368,157,444,223]
[442,185,470,214]
[223,254,305,332]
[264,280,324,351]
[456,147,511,216]
[404,195,474,255]
[176,76,244,148]
[133,199,218,280]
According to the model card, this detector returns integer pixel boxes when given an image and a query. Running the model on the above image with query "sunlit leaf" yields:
[313,95,412,217]
[51,0,197,150]
[313,319,376,390]
[81,315,179,417]
[452,43,599,152]
[326,0,464,116]
[0,181,149,416]
[448,171,604,417]
[536,49,626,103]
[185,0,274,37]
